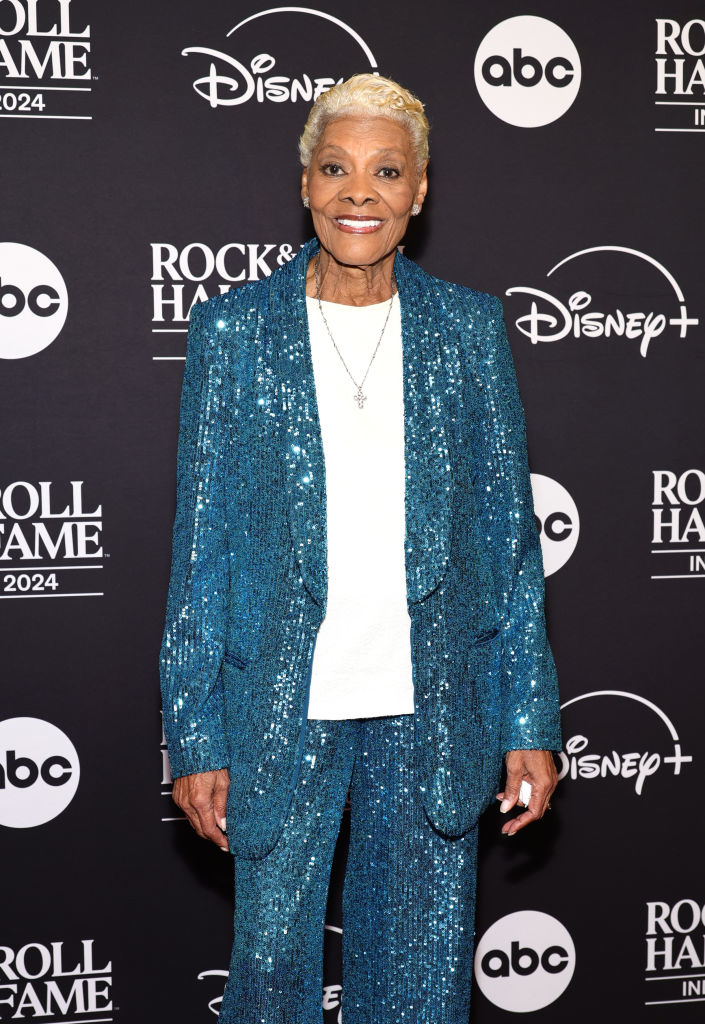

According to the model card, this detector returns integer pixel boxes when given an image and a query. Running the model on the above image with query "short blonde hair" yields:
[298,73,429,176]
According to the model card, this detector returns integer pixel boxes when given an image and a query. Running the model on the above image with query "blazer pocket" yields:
[222,650,250,670]
[468,625,500,648]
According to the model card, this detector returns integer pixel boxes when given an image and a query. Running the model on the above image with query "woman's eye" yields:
[321,163,344,175]
[378,166,400,179]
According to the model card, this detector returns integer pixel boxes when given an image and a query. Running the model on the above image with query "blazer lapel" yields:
[270,236,328,611]
[393,247,453,604]
[272,237,453,613]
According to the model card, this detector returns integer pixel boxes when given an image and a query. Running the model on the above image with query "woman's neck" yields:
[305,248,396,306]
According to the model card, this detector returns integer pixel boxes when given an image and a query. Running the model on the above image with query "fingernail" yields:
[220,846,229,853]
[500,799,512,814]
[218,817,227,831]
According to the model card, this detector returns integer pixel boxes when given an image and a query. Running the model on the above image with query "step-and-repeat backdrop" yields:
[2,2,703,1021]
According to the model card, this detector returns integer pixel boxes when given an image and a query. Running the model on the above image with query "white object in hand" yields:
[519,780,532,806]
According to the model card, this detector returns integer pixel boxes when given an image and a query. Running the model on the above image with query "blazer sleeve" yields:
[481,293,563,755]
[159,300,230,778]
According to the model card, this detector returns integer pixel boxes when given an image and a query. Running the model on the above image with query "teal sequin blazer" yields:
[159,236,562,859]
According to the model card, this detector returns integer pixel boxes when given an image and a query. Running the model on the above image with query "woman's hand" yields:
[172,767,230,851]
[496,750,558,836]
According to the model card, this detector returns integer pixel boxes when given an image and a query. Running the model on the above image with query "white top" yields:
[305,293,415,720]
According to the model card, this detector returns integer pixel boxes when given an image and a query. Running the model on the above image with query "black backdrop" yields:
[2,1,704,1021]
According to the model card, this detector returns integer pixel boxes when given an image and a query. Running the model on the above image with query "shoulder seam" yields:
[421,271,500,307]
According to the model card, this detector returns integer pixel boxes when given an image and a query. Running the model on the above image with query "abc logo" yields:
[0,717,80,828]
[475,910,575,1012]
[474,16,582,127]
[531,473,580,576]
[0,243,68,359]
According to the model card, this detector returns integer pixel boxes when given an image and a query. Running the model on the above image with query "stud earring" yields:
[302,196,310,209]
[411,202,421,216]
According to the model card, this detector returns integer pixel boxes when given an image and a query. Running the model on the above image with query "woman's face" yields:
[301,114,427,269]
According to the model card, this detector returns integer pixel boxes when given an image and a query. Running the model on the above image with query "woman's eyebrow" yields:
[316,145,406,160]
[372,148,406,160]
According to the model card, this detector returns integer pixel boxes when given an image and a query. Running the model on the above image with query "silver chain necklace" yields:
[314,253,397,409]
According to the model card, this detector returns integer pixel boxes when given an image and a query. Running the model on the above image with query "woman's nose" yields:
[339,172,377,207]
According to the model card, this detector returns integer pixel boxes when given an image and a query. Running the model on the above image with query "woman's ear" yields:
[416,160,429,206]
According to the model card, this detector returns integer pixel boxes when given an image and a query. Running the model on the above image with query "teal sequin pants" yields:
[218,714,479,1023]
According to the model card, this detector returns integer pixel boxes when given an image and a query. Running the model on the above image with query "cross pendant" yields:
[354,386,367,409]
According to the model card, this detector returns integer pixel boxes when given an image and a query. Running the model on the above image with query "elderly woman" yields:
[160,73,561,1024]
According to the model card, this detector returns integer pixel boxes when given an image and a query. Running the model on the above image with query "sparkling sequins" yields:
[159,234,561,843]
[218,714,478,1024]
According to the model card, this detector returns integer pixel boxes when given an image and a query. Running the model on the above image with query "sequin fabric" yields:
[159,234,562,857]
[218,713,478,1024]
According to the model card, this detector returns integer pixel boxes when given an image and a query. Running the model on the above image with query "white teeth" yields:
[337,218,381,228]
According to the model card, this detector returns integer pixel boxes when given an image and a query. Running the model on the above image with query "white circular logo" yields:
[475,910,575,1012]
[531,473,579,576]
[474,16,581,127]
[0,243,68,359]
[0,718,80,828]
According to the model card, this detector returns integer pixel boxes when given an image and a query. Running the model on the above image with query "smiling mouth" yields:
[334,216,384,233]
